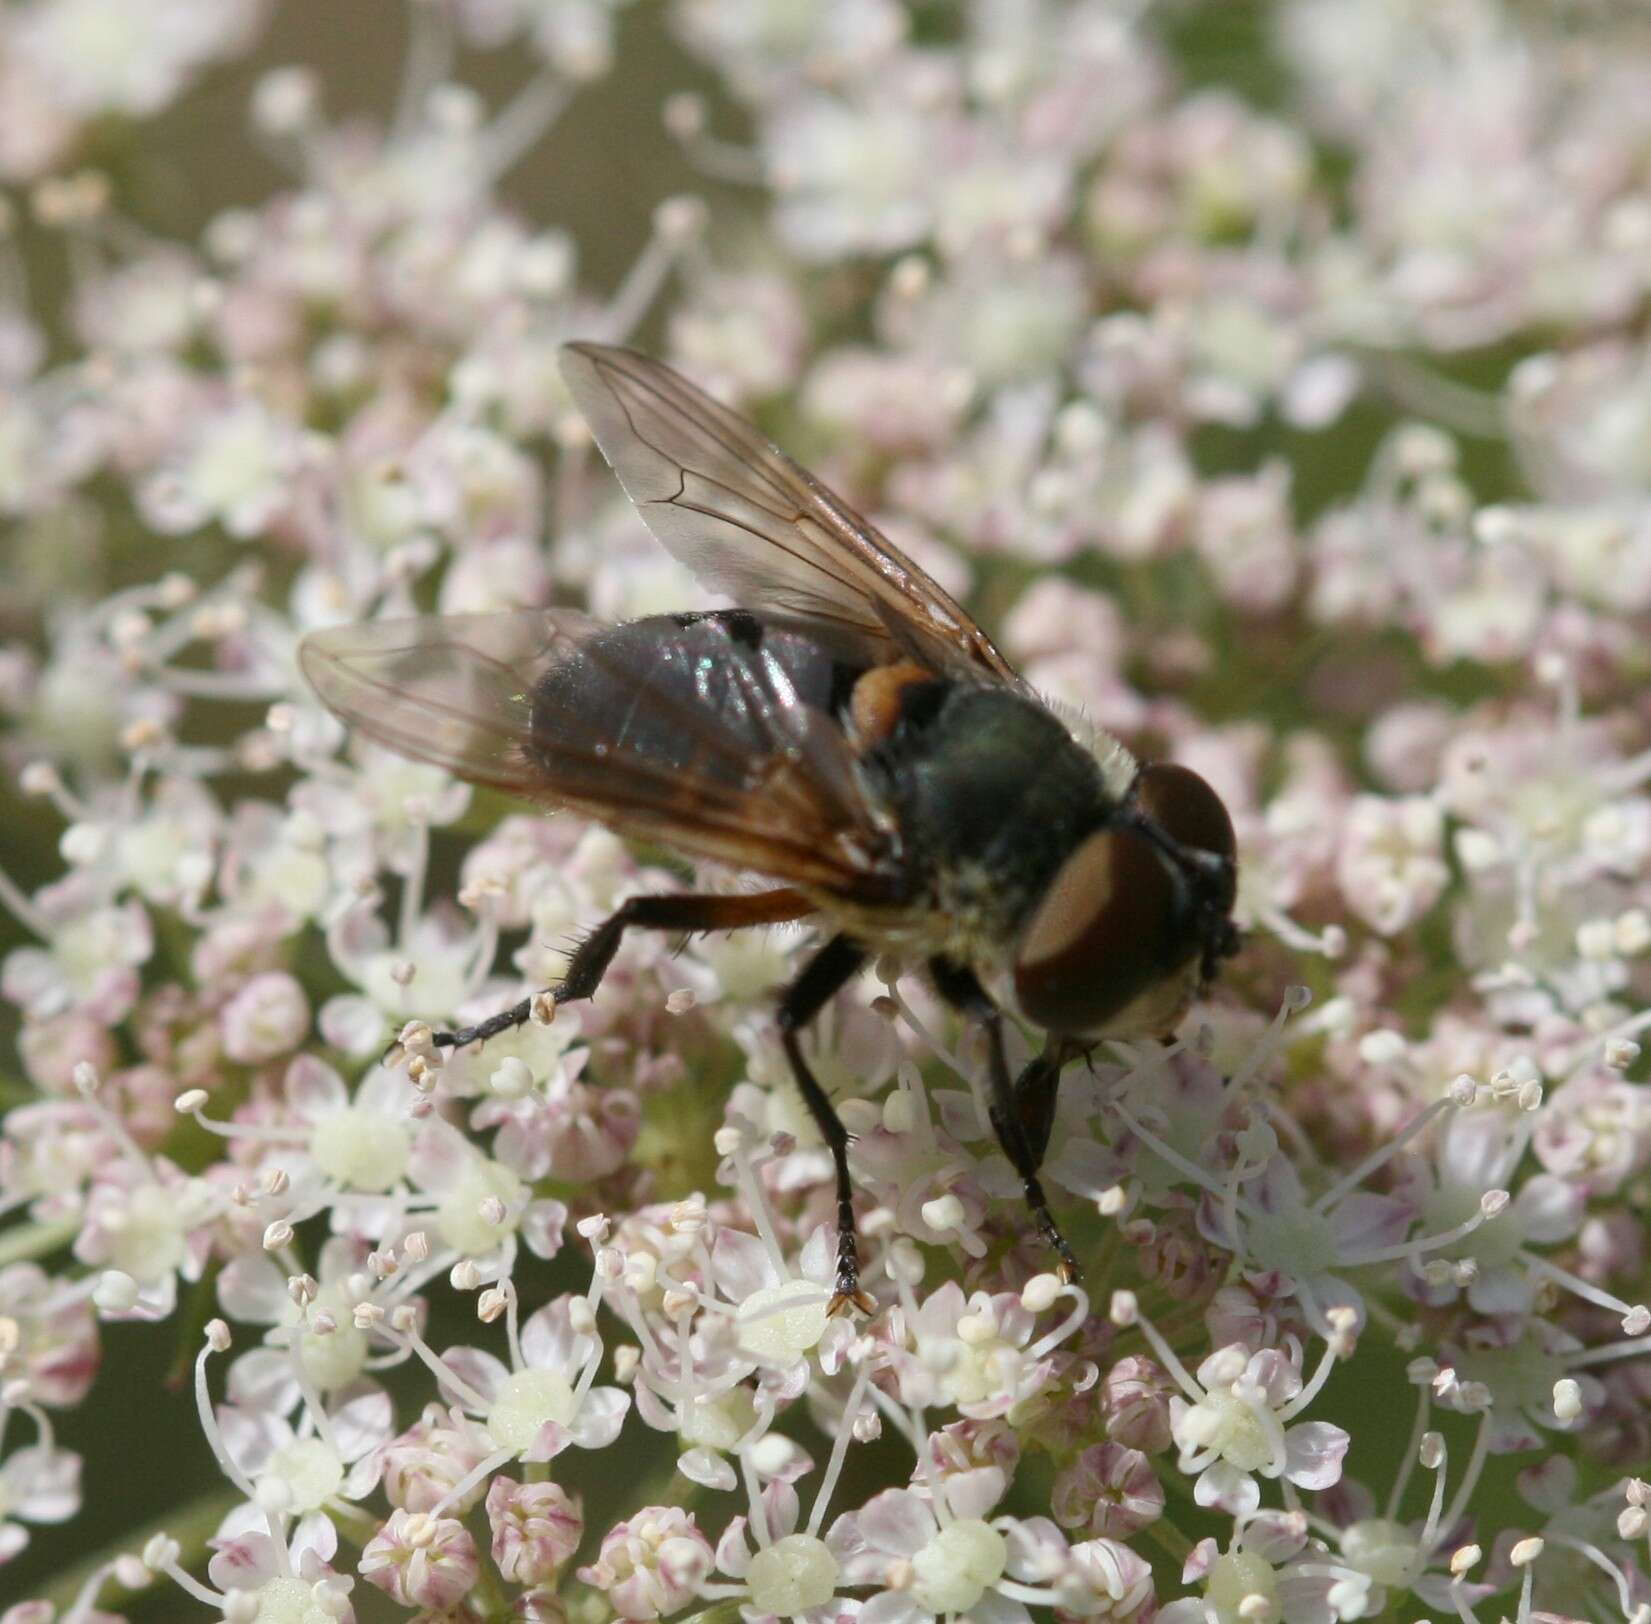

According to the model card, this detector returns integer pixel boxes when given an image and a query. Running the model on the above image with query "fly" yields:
[300,343,1241,1311]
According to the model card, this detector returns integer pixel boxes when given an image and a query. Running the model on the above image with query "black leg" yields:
[929,959,1081,1283]
[776,934,873,1315]
[1011,1035,1068,1171]
[419,888,814,1051]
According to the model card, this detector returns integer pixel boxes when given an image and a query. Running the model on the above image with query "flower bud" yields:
[1100,1355,1174,1454]
[578,1507,713,1620]
[488,1476,585,1584]
[359,1507,479,1609]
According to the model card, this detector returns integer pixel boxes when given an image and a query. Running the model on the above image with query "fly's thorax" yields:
[862,682,1116,944]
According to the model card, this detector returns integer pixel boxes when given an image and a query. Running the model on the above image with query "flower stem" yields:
[0,1215,79,1269]
[1141,1510,1193,1563]
[679,1608,746,1624]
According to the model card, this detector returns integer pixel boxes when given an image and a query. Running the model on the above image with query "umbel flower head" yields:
[3,2,1651,1623]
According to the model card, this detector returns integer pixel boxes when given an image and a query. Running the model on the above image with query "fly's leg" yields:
[776,934,873,1317]
[929,959,1081,1283]
[1012,1034,1085,1170]
[983,1017,1082,1283]
[415,888,815,1052]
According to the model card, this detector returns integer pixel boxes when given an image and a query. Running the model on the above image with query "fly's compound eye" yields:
[1135,759,1240,968]
[1013,827,1179,1036]
[1132,762,1236,864]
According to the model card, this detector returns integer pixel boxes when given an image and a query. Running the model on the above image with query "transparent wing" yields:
[560,342,1022,684]
[299,610,903,897]
[300,609,577,797]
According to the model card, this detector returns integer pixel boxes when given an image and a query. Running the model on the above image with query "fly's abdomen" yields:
[528,611,846,790]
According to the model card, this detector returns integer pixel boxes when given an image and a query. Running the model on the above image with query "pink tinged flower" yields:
[511,1592,572,1624]
[0,1264,99,1407]
[359,1508,479,1610]
[15,1009,116,1094]
[1159,1512,1368,1624]
[324,899,488,1029]
[763,90,936,260]
[207,1504,355,1618]
[10,0,265,122]
[714,1478,845,1619]
[1533,1067,1651,1198]
[471,1068,639,1185]
[889,1281,1066,1419]
[1052,1444,1163,1539]
[72,248,203,358]
[831,1489,1057,1624]
[1194,462,1299,614]
[382,1404,499,1515]
[2,894,153,1023]
[1335,795,1450,936]
[219,970,310,1064]
[923,1420,1020,1525]
[1194,1151,1414,1332]
[284,1055,413,1194]
[0,1441,82,1562]
[455,814,586,931]
[407,1120,535,1260]
[1100,1356,1175,1455]
[217,1234,386,1402]
[1397,1106,1583,1317]
[708,1220,839,1370]
[216,1383,391,1514]
[804,347,972,459]
[216,807,332,929]
[1161,1342,1349,1516]
[440,1295,630,1465]
[138,396,305,539]
[1109,1293,1353,1524]
[1057,1538,1155,1623]
[488,1476,584,1586]
[0,1100,116,1223]
[342,741,474,850]
[578,1506,715,1620]
[73,1157,216,1312]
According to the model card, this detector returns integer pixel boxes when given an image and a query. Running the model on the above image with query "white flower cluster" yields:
[2,3,1651,1623]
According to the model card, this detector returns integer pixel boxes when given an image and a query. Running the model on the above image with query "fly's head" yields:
[1010,762,1239,1041]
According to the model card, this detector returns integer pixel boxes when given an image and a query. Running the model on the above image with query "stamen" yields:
[476,73,575,183]
[808,1356,873,1539]
[1549,1533,1644,1621]
[601,196,706,343]
[716,1123,790,1276]
[1384,1374,1433,1521]
[0,860,52,939]
[1025,1278,1090,1362]
[144,1535,225,1609]
[1278,1322,1350,1421]
[1340,1189,1507,1267]
[1311,1086,1469,1215]
[1438,1410,1495,1546]
[386,1316,493,1413]
[193,1323,258,1501]
[1520,1252,1647,1330]
[741,1443,772,1549]
[399,819,430,951]
[393,0,456,139]
[1230,986,1311,1094]
[1107,1291,1205,1401]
